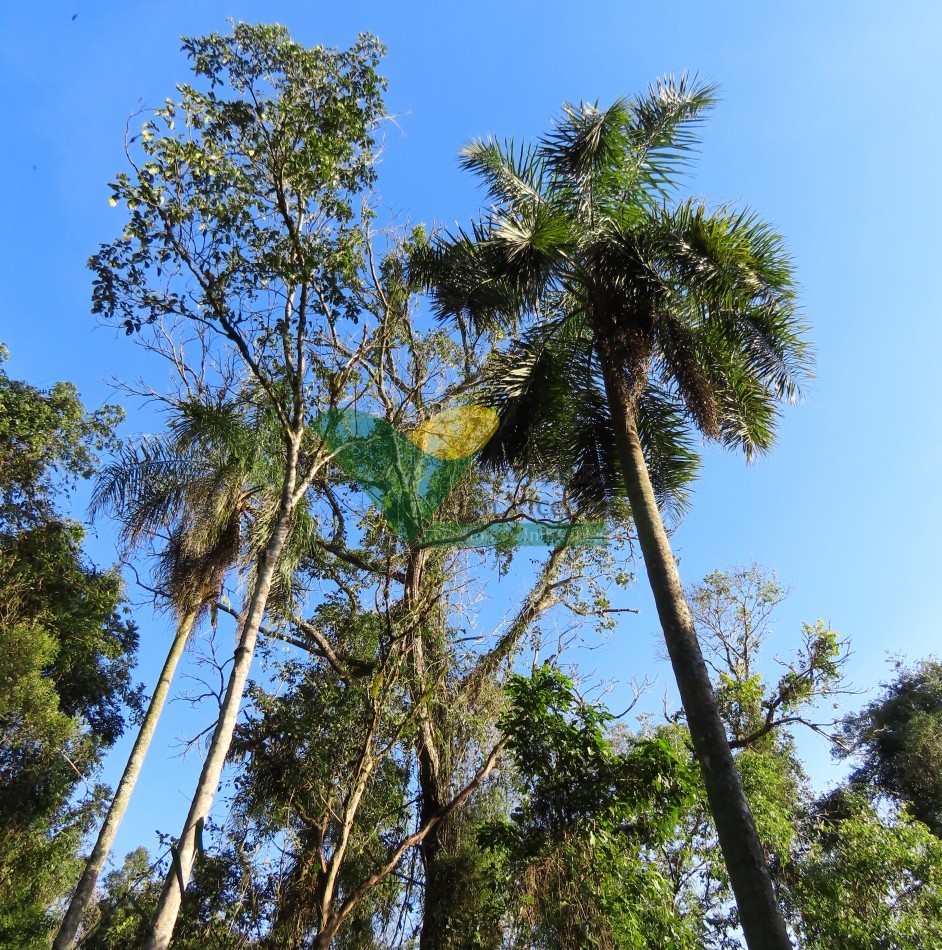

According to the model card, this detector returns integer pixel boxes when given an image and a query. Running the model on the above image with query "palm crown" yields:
[91,396,315,622]
[414,78,811,948]
[415,76,812,516]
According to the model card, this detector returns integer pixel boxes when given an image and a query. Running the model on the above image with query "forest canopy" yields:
[1,21,939,950]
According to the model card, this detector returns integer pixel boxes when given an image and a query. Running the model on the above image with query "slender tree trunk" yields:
[597,353,792,950]
[53,608,199,949]
[418,807,459,950]
[144,457,300,950]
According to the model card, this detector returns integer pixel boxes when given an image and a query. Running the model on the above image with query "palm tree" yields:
[53,399,278,949]
[414,78,811,949]
[142,401,321,950]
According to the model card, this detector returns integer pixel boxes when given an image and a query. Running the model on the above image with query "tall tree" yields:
[212,246,618,947]
[658,565,847,945]
[79,236,624,948]
[414,80,813,948]
[54,395,279,949]
[90,23,387,948]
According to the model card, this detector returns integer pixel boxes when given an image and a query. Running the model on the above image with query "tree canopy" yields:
[3,22,939,950]
[0,348,139,948]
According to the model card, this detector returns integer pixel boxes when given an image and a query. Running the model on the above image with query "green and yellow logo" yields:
[318,406,604,548]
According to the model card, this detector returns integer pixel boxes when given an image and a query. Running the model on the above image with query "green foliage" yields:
[1,521,139,750]
[840,659,942,837]
[500,666,694,838]
[416,805,507,950]
[0,622,85,948]
[216,600,411,946]
[691,565,846,749]
[624,567,847,946]
[90,22,386,342]
[64,25,942,946]
[786,795,942,949]
[76,848,159,949]
[651,569,942,948]
[414,82,813,516]
[0,352,138,947]
[485,666,699,948]
[0,344,122,531]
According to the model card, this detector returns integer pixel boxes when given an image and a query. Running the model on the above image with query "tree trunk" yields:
[598,354,792,950]
[53,608,199,949]
[144,462,299,950]
[402,548,454,950]
[417,748,452,950]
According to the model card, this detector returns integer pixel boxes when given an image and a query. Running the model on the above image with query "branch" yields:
[328,739,507,934]
[213,600,372,681]
[459,544,568,698]
[317,538,407,584]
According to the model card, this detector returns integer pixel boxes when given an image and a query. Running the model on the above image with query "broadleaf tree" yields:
[0,348,139,948]
[87,23,389,948]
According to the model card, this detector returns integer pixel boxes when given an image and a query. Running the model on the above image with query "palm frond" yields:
[734,303,813,402]
[634,384,701,515]
[652,310,721,439]
[654,200,812,403]
[627,74,718,197]
[542,98,632,197]
[260,500,318,622]
[458,137,545,207]
[171,397,271,472]
[409,230,525,335]
[704,339,780,460]
[91,436,204,551]
[564,385,622,516]
[656,200,792,307]
[486,200,573,293]
[475,317,591,473]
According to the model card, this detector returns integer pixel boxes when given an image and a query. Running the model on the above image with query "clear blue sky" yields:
[2,0,941,870]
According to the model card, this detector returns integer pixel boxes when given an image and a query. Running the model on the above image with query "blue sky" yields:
[3,0,942,870]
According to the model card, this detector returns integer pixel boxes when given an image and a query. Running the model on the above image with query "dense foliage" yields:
[839,659,942,837]
[0,348,139,948]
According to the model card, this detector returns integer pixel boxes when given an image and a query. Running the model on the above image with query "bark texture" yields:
[404,549,453,950]
[53,609,198,949]
[598,346,792,950]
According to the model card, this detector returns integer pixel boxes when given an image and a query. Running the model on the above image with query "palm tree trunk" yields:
[144,464,299,950]
[598,356,792,950]
[52,607,199,949]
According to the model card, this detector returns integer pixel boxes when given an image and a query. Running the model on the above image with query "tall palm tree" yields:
[53,399,278,949]
[143,404,320,950]
[414,77,811,949]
